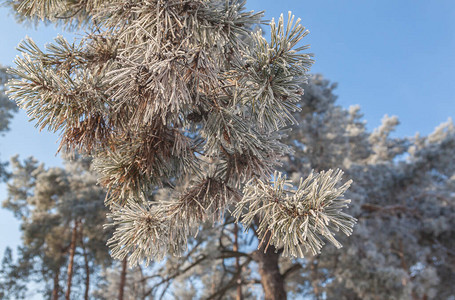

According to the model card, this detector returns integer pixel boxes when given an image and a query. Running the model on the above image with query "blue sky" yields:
[0,0,454,266]
[246,0,455,136]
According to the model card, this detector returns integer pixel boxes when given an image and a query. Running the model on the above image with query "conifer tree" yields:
[0,66,18,180]
[0,67,16,134]
[5,1,357,299]
[6,0,355,262]
[98,75,453,300]
[1,155,111,299]
[3,25,454,297]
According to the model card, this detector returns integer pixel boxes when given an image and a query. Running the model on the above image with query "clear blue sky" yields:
[1,0,454,260]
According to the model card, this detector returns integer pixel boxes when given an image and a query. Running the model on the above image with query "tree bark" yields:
[52,268,60,300]
[251,219,287,300]
[233,223,243,300]
[83,250,90,300]
[252,241,286,300]
[80,225,90,300]
[118,257,128,300]
[65,219,79,300]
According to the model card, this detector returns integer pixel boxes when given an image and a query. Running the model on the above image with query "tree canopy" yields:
[1,155,111,299]
[0,66,18,180]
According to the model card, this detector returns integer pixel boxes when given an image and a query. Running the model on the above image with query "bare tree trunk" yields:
[80,224,90,300]
[65,219,79,300]
[233,223,243,300]
[118,257,128,300]
[251,220,287,300]
[52,268,60,300]
[252,229,286,300]
[83,249,90,300]
[253,246,286,300]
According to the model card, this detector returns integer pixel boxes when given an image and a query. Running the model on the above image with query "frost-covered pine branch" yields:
[234,169,356,258]
[6,0,355,266]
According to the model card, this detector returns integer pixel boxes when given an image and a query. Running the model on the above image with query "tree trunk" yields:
[252,244,286,300]
[233,223,243,300]
[251,220,287,300]
[80,225,90,300]
[65,219,79,300]
[52,268,60,300]
[83,250,90,300]
[118,257,128,300]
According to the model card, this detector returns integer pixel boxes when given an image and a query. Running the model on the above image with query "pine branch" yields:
[234,169,356,258]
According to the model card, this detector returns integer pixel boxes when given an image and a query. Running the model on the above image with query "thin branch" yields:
[206,258,252,300]
[143,254,208,297]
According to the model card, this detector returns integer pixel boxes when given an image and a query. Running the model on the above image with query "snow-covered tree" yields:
[0,155,111,300]
[6,1,357,299]
[3,30,454,299]
[0,66,18,180]
[0,67,17,134]
[286,75,454,299]
[93,75,454,300]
